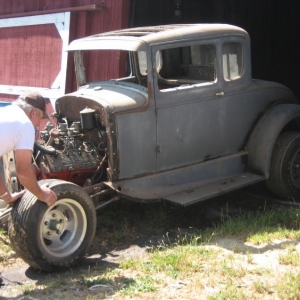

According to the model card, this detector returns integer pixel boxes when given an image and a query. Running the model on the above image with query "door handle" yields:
[216,92,224,96]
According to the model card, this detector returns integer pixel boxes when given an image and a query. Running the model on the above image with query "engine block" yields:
[36,117,105,186]
[41,148,100,173]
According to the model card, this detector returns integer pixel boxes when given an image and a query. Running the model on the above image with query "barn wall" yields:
[0,12,70,101]
[0,24,62,87]
[67,0,130,92]
[2,1,298,101]
[0,0,130,100]
[130,0,300,101]
[212,0,300,102]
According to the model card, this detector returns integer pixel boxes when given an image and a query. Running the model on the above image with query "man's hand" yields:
[15,149,57,206]
[1,190,25,205]
[1,188,57,207]
[38,186,57,207]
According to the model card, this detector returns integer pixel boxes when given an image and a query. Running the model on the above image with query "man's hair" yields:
[12,99,36,113]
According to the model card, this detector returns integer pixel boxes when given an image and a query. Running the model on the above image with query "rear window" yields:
[222,42,243,81]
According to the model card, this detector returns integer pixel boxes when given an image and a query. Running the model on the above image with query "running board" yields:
[162,173,265,206]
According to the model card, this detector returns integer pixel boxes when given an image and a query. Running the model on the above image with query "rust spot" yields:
[148,82,153,99]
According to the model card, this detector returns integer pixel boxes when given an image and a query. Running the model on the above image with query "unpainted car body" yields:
[3,24,300,271]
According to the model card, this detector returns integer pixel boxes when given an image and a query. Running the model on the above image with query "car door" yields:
[152,40,224,172]
[218,37,273,156]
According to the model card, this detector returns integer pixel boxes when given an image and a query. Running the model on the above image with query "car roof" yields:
[67,24,248,52]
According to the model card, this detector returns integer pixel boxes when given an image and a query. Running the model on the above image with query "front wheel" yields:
[267,132,300,199]
[8,179,96,271]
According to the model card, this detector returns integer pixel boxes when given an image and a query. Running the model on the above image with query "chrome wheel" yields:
[8,179,96,271]
[41,199,87,257]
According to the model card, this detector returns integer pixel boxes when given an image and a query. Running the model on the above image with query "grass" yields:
[120,276,158,295]
[275,272,300,299]
[1,196,300,299]
[279,245,300,266]
[0,228,15,263]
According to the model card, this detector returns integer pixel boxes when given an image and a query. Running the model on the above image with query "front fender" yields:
[247,104,300,178]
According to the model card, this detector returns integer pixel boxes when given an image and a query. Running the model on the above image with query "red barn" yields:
[0,0,130,103]
[1,1,300,103]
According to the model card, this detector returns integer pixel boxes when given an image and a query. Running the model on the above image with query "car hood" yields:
[55,81,148,120]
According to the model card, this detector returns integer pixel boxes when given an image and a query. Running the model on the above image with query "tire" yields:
[8,179,97,271]
[267,132,300,199]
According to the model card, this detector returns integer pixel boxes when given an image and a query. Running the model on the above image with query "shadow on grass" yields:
[90,181,300,257]
[89,182,282,254]
[1,259,135,299]
[2,182,298,299]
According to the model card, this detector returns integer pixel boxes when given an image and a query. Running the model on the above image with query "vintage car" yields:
[2,24,300,271]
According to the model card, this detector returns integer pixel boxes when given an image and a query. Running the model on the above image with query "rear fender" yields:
[247,104,300,178]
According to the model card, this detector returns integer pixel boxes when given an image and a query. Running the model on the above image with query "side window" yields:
[138,51,162,76]
[156,44,216,91]
[222,42,243,81]
[137,51,147,76]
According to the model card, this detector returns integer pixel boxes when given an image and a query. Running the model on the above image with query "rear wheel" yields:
[8,179,96,271]
[267,132,300,199]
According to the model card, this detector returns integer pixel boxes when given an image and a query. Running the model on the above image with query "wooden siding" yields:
[0,12,70,102]
[0,24,62,88]
[0,0,130,100]
[1,0,300,101]
[67,0,130,92]
[0,1,100,14]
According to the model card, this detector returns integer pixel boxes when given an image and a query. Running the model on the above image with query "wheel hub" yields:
[42,210,66,239]
[39,198,88,257]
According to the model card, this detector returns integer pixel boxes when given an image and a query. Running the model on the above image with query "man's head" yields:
[19,92,49,119]
[15,92,50,126]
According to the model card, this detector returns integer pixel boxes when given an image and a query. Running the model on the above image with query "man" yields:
[0,92,57,207]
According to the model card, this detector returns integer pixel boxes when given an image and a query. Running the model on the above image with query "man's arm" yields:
[0,173,25,204]
[15,149,44,198]
[14,149,57,206]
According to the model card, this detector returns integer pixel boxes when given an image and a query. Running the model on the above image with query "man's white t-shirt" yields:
[0,105,35,157]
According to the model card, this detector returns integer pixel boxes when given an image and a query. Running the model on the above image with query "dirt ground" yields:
[0,186,298,299]
[1,232,298,299]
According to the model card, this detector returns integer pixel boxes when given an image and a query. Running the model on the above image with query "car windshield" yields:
[74,49,163,88]
[74,50,144,86]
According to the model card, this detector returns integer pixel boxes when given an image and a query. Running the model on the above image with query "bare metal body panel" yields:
[59,24,300,203]
[3,24,300,271]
